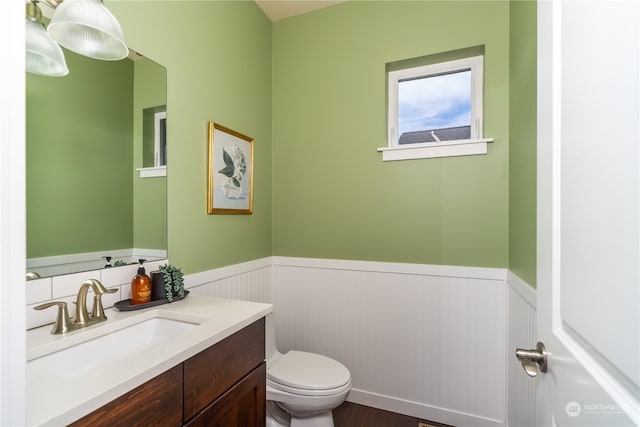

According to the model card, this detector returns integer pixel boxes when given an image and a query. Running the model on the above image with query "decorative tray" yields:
[113,290,189,311]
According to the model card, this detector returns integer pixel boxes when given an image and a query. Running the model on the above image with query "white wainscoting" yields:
[506,271,537,427]
[185,257,272,304]
[272,257,508,427]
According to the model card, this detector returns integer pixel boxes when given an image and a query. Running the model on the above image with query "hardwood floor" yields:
[333,402,453,427]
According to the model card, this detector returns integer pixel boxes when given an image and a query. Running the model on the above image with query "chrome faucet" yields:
[34,279,117,334]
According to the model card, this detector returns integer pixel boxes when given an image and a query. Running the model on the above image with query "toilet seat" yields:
[267,376,352,397]
[267,351,351,396]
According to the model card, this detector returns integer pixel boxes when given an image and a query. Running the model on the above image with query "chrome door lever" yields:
[515,341,548,377]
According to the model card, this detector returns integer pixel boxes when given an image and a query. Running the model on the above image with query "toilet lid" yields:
[267,351,350,391]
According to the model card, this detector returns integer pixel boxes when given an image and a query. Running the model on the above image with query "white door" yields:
[530,0,640,425]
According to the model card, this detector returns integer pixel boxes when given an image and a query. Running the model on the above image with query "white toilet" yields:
[265,313,351,427]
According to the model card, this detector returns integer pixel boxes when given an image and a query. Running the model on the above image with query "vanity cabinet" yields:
[70,318,265,427]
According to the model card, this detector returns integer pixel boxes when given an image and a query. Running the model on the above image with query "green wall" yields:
[26,50,134,258]
[272,1,510,267]
[133,57,167,251]
[508,0,537,286]
[107,1,273,274]
[101,0,536,278]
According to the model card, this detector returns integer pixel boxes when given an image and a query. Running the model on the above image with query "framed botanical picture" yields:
[207,122,254,214]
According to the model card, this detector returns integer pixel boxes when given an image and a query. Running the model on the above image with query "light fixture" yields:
[25,1,69,76]
[47,0,129,61]
[25,0,128,77]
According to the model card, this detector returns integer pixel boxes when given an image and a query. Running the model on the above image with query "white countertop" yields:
[26,295,272,427]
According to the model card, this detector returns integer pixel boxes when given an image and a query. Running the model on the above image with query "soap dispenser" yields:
[131,259,152,305]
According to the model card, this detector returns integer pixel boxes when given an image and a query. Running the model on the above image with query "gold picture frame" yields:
[207,122,254,214]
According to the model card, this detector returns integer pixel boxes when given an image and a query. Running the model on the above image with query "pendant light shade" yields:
[48,0,128,61]
[25,2,69,76]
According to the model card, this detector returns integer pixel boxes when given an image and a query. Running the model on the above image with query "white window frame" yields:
[379,55,493,161]
[137,111,167,178]
[154,111,167,167]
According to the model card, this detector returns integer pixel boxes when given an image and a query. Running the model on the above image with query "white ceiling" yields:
[255,0,346,21]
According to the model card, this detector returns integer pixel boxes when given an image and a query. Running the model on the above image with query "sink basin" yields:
[28,317,197,380]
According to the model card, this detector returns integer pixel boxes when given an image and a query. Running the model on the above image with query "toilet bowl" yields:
[265,313,351,427]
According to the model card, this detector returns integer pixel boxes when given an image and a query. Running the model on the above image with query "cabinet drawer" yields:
[183,318,265,422]
[184,363,266,427]
[70,364,183,427]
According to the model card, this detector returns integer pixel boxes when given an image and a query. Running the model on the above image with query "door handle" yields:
[515,342,548,377]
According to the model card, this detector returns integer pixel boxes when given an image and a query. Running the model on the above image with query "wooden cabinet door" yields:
[185,363,266,427]
[183,318,265,422]
[70,364,183,427]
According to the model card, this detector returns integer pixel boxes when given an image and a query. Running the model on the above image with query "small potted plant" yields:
[151,264,185,302]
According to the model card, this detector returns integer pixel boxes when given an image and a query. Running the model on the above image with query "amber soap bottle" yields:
[131,259,152,305]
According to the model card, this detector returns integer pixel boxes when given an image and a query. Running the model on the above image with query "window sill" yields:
[136,166,167,178]
[377,138,494,161]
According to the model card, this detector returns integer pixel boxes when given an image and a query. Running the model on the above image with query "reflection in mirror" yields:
[26,48,167,278]
[144,108,167,167]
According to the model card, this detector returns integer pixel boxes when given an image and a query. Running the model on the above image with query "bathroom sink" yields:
[28,317,198,380]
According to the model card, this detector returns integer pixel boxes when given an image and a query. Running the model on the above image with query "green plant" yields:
[158,264,185,302]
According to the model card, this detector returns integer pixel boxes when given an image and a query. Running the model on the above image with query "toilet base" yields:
[266,401,335,427]
[267,401,290,427]
[291,410,334,427]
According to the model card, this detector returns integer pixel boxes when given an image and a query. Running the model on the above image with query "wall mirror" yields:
[26,48,167,278]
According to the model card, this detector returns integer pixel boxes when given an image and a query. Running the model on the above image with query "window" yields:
[379,54,493,161]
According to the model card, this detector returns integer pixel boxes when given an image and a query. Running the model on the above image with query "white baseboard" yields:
[347,388,505,427]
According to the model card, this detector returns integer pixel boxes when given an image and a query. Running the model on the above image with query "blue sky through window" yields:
[398,70,471,136]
